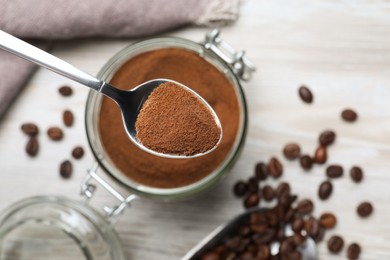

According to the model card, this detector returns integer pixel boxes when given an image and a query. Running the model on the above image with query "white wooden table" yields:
[1,1,390,259]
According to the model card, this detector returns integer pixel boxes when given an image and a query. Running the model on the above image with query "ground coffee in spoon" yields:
[135,81,221,156]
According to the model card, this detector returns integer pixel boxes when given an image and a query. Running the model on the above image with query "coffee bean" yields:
[314,227,326,243]
[357,201,373,218]
[327,235,344,253]
[296,199,314,215]
[59,160,72,179]
[233,181,248,197]
[25,137,39,157]
[47,127,64,141]
[243,192,260,209]
[283,143,301,160]
[350,166,363,183]
[239,226,251,237]
[319,212,337,229]
[262,185,275,201]
[247,177,259,193]
[255,162,269,180]
[305,217,320,238]
[21,123,39,137]
[63,110,74,127]
[314,146,327,164]
[72,146,84,159]
[267,157,283,178]
[298,85,313,103]
[286,251,302,260]
[292,233,306,246]
[279,239,293,255]
[276,182,290,198]
[201,252,219,260]
[292,218,304,233]
[299,155,313,170]
[341,108,358,122]
[319,130,336,146]
[319,180,333,200]
[347,243,361,260]
[326,165,343,178]
[256,244,270,259]
[58,85,73,96]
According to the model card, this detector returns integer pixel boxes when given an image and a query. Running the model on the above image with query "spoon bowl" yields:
[0,30,222,159]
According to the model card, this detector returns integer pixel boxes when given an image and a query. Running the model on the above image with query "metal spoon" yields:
[182,208,317,260]
[0,30,222,159]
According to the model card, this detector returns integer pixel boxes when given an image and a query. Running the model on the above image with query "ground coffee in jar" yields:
[135,81,221,156]
[98,48,241,188]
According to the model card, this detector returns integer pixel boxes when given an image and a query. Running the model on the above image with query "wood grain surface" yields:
[1,0,390,259]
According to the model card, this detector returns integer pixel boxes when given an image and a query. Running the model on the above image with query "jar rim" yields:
[84,36,248,200]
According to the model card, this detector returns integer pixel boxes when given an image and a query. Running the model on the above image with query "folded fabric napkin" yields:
[0,0,241,120]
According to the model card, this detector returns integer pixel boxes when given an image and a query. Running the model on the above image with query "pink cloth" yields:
[0,0,240,119]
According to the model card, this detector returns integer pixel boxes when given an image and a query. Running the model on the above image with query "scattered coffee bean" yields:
[298,85,313,103]
[262,185,275,201]
[63,110,74,127]
[255,162,269,180]
[305,216,320,238]
[247,177,259,193]
[276,182,290,198]
[72,146,84,159]
[318,180,333,200]
[296,199,314,215]
[58,85,73,96]
[292,218,304,233]
[341,108,358,122]
[319,212,337,229]
[47,127,64,141]
[283,143,301,160]
[299,155,313,170]
[233,181,248,198]
[357,201,373,218]
[25,137,39,157]
[327,235,344,253]
[347,243,361,260]
[319,130,336,146]
[59,160,72,179]
[350,166,363,183]
[326,165,343,178]
[314,146,327,164]
[267,157,283,178]
[21,123,39,137]
[243,192,260,209]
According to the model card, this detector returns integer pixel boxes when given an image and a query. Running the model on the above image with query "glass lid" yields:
[0,196,126,260]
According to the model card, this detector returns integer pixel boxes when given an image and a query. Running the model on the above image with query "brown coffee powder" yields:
[135,81,221,156]
[98,48,241,188]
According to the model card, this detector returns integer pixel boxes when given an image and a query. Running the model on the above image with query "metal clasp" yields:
[203,29,256,81]
[81,162,137,223]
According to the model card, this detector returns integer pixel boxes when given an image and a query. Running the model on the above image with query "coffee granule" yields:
[135,82,221,156]
[98,48,241,188]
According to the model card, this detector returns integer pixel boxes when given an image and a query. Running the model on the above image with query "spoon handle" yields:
[0,30,102,91]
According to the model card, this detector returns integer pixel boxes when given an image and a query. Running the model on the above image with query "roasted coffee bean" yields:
[292,218,304,233]
[299,155,313,170]
[279,194,297,209]
[59,160,72,179]
[319,212,337,229]
[233,181,249,197]
[298,85,313,103]
[357,201,373,218]
[58,85,73,96]
[276,182,290,198]
[21,123,39,137]
[250,212,266,225]
[238,251,253,260]
[201,252,219,260]
[47,127,64,141]
[341,108,358,122]
[239,226,251,237]
[256,244,270,259]
[25,137,39,157]
[284,208,295,222]
[305,217,320,238]
[314,146,327,164]
[296,199,314,215]
[63,110,74,127]
[247,177,259,193]
[286,251,302,260]
[314,227,326,243]
[262,185,275,201]
[319,180,333,200]
[255,162,268,180]
[326,165,343,178]
[251,222,267,234]
[350,166,363,183]
[283,143,301,160]
[319,130,336,146]
[347,243,361,260]
[279,240,294,255]
[293,233,306,246]
[244,192,260,209]
[267,157,283,178]
[327,235,344,253]
[72,146,84,159]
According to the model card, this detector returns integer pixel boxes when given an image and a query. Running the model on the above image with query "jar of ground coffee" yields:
[85,29,255,200]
